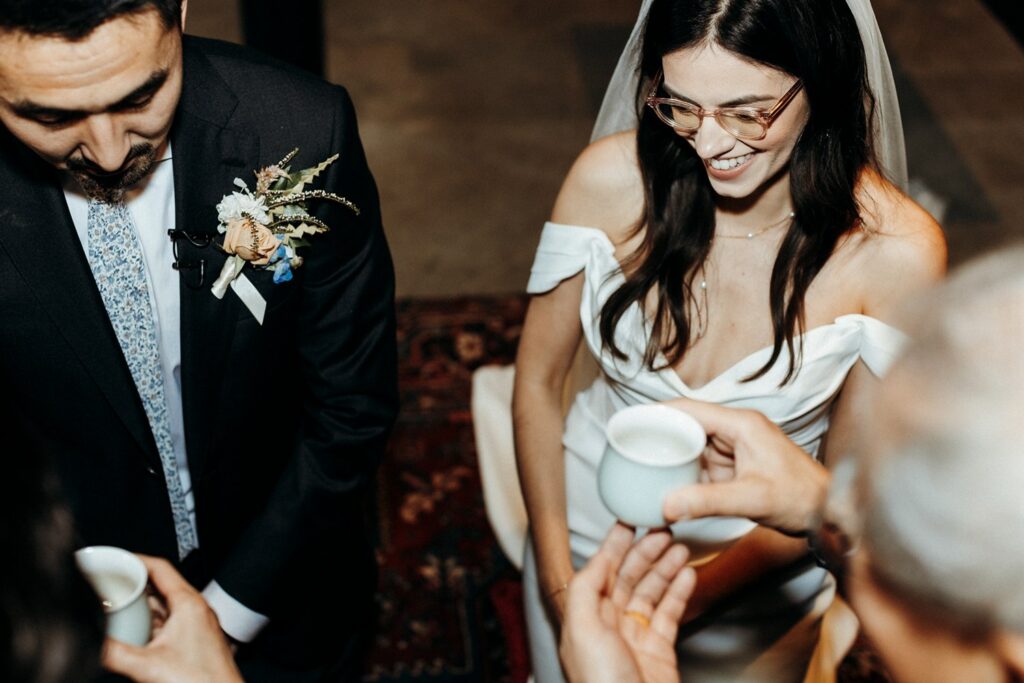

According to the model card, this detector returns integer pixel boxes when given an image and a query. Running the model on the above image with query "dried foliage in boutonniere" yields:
[211,148,359,323]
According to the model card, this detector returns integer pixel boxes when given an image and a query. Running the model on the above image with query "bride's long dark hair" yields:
[599,0,876,383]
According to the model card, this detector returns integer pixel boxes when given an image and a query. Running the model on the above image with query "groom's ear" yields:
[179,0,189,31]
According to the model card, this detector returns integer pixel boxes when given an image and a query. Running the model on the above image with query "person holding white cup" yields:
[0,402,241,683]
[654,247,1024,683]
[102,555,244,683]
[71,545,244,683]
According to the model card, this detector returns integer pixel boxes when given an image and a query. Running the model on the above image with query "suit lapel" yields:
[172,40,260,482]
[0,135,161,467]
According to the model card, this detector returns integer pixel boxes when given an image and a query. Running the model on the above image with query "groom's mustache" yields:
[66,143,159,201]
[66,143,155,184]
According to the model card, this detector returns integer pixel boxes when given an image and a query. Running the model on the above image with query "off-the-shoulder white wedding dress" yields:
[484,221,905,683]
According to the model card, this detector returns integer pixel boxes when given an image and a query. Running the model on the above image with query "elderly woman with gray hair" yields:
[561,246,1024,683]
[838,244,1024,683]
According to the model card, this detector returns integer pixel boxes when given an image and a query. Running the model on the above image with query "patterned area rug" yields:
[363,294,893,683]
[363,295,530,683]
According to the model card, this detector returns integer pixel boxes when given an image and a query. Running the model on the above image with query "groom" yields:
[0,0,397,680]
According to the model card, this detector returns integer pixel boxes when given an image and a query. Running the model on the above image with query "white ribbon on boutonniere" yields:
[211,253,267,322]
[211,148,359,323]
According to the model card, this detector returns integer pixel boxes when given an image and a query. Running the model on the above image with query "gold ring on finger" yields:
[623,610,651,628]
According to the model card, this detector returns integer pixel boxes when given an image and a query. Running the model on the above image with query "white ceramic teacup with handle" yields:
[75,545,152,646]
[598,404,706,528]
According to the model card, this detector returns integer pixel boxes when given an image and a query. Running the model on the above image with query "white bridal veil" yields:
[591,0,909,191]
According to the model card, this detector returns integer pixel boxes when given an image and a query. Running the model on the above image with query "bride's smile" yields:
[706,152,755,179]
[661,43,809,199]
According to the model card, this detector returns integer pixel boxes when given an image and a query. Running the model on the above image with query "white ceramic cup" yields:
[74,546,152,646]
[598,404,706,528]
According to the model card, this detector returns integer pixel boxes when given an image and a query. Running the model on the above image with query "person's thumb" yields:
[663,479,766,522]
[102,638,154,680]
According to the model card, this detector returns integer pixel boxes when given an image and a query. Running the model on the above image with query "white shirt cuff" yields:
[202,580,270,643]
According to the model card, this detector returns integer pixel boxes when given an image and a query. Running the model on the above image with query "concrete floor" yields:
[187,0,1024,297]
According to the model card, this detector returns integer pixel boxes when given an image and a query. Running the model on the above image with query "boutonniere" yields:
[210,148,359,323]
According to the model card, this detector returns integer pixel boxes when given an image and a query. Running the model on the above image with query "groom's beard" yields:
[67,143,158,203]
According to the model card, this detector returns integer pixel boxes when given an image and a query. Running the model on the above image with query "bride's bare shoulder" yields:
[550,131,644,244]
[846,168,948,315]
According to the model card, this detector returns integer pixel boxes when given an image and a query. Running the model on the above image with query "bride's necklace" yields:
[715,211,795,240]
[693,211,794,337]
[695,275,709,339]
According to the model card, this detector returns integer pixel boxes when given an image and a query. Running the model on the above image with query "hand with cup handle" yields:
[661,398,831,536]
[102,555,244,683]
[560,524,696,683]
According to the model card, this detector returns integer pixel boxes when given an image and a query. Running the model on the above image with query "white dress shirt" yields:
[63,143,269,643]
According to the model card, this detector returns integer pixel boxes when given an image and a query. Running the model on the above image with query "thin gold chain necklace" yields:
[693,211,794,339]
[715,211,795,240]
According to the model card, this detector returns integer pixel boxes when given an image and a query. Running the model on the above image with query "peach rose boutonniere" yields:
[222,217,280,265]
[211,148,359,323]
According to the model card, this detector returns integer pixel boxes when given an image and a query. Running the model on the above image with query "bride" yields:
[510,0,946,681]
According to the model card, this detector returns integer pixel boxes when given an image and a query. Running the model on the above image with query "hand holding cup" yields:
[102,555,244,683]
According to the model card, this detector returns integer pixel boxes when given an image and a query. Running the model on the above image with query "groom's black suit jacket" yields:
[0,36,397,672]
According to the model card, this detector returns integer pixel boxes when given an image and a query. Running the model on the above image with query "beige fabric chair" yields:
[471,364,528,569]
[471,344,598,570]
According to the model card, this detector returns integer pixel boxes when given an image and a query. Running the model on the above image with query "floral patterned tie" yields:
[86,199,198,559]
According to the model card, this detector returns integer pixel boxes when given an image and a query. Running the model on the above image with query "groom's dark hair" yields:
[0,0,183,40]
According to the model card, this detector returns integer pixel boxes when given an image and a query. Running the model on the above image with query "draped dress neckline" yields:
[527,221,906,401]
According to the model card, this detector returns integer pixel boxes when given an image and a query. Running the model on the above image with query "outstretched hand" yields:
[102,555,244,683]
[560,524,696,683]
[661,398,831,536]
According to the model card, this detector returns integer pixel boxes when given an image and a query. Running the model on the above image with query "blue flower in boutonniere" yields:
[270,243,295,284]
[210,148,359,324]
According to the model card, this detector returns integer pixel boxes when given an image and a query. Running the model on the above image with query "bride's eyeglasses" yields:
[645,72,804,141]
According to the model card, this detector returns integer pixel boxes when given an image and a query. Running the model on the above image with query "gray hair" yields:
[858,244,1024,635]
